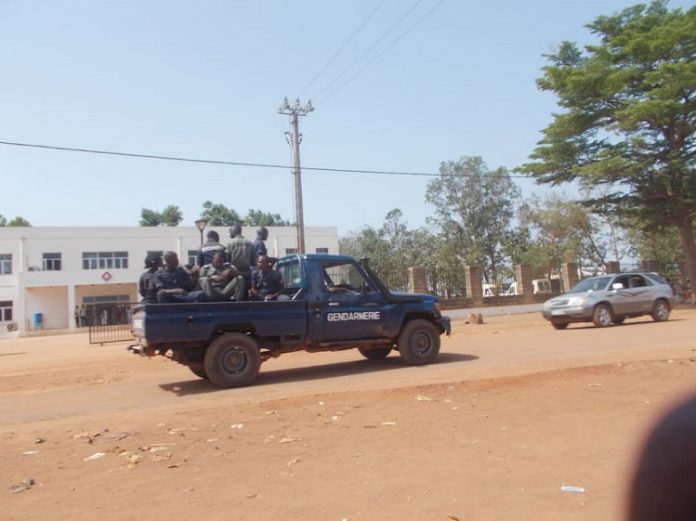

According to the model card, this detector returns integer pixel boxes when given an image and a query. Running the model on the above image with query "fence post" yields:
[465,265,484,306]
[562,263,579,293]
[408,267,428,294]
[516,264,534,304]
[605,260,621,274]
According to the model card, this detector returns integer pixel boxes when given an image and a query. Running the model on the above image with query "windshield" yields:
[569,276,612,293]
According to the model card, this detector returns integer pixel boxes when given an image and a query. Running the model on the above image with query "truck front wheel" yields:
[398,319,440,365]
[204,333,261,388]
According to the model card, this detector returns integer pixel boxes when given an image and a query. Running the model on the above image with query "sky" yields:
[1,0,692,237]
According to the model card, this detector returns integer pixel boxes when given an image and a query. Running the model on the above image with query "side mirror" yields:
[612,283,624,290]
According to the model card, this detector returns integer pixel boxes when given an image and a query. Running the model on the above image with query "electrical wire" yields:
[321,0,446,103]
[0,140,532,179]
[298,0,388,98]
[314,0,427,99]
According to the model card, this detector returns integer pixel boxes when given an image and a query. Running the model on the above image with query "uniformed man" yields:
[199,251,245,301]
[155,251,206,303]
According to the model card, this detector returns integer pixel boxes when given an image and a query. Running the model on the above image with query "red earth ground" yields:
[2,308,696,521]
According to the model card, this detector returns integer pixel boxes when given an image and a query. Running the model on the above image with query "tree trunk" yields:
[676,219,696,305]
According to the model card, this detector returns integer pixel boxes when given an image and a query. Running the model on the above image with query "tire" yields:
[188,365,208,380]
[613,316,625,325]
[397,319,440,365]
[592,303,613,327]
[177,348,208,380]
[358,346,392,360]
[651,299,670,322]
[204,333,261,388]
[551,321,569,330]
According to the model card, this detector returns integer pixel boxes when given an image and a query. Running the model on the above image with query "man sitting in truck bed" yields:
[155,251,207,303]
[249,255,289,301]
[199,251,245,301]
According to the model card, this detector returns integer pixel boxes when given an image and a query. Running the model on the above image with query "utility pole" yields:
[278,97,313,254]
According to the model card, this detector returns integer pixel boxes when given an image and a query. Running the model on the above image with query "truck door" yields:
[307,260,391,342]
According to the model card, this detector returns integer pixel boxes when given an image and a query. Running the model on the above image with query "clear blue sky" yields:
[1,1,691,236]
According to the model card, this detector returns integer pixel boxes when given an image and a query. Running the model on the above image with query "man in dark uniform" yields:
[249,255,289,301]
[197,230,225,268]
[155,251,206,303]
[139,252,163,304]
[253,226,268,263]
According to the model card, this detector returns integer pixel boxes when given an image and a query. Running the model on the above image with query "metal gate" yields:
[87,302,136,345]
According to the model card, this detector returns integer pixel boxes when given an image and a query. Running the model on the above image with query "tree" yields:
[519,1,696,300]
[518,193,606,276]
[0,214,31,226]
[244,209,290,226]
[425,156,520,282]
[139,206,182,226]
[200,201,241,226]
[7,216,31,226]
[160,205,183,227]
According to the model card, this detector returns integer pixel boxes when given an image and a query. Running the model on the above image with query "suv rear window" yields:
[644,273,667,285]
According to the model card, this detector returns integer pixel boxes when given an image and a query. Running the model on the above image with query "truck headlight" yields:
[567,296,585,306]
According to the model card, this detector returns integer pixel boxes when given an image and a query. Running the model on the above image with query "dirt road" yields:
[2,310,696,520]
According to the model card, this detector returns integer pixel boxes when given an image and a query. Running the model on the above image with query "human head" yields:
[144,252,163,269]
[206,230,220,242]
[256,255,270,271]
[229,224,242,238]
[257,227,268,240]
[212,251,225,269]
[163,251,179,270]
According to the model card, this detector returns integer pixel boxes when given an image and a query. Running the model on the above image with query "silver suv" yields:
[542,272,675,329]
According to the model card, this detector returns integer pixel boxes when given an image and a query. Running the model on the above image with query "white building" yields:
[0,225,338,337]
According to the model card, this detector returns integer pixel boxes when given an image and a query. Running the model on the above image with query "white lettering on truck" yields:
[326,311,381,322]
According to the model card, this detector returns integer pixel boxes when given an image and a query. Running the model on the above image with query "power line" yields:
[322,0,447,103]
[297,0,388,98]
[315,0,427,99]
[0,140,533,179]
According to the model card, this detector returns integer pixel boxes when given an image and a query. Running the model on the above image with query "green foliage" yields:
[520,1,696,288]
[244,209,290,226]
[518,193,605,274]
[0,214,31,226]
[339,209,442,289]
[160,205,183,227]
[139,206,182,227]
[200,201,241,227]
[425,156,520,281]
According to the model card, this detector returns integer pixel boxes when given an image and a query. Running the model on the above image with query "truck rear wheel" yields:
[358,346,392,360]
[204,333,261,388]
[398,319,440,365]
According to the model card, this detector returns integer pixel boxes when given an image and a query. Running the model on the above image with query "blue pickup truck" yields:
[130,254,451,388]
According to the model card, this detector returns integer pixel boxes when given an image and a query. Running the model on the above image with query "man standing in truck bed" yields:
[226,224,254,286]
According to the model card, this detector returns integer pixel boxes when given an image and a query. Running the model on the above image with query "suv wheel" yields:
[651,299,670,322]
[592,304,613,327]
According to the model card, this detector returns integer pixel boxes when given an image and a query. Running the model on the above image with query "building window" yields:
[285,248,298,255]
[0,301,12,322]
[0,254,11,274]
[42,253,62,271]
[187,250,198,267]
[82,251,129,270]
[315,248,329,254]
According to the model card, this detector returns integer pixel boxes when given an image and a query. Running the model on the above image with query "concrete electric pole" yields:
[278,97,313,254]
